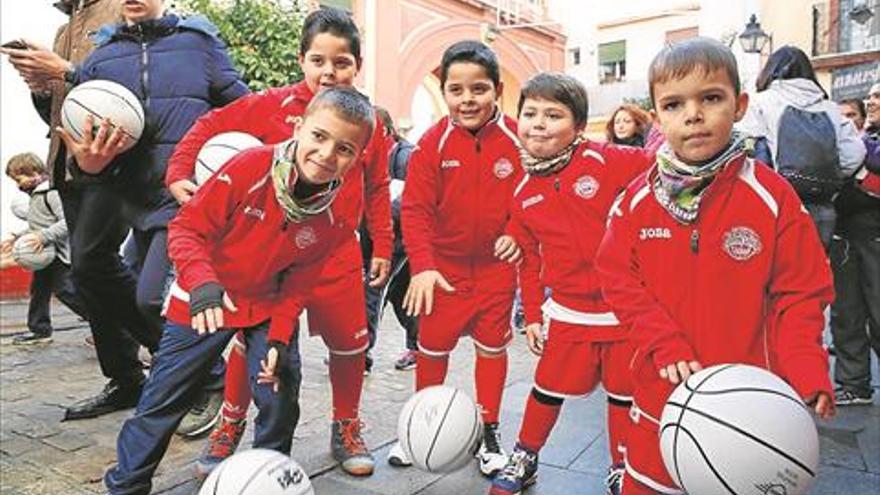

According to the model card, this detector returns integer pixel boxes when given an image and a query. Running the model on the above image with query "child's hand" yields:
[368,256,391,287]
[169,179,198,205]
[806,391,836,420]
[257,341,287,393]
[403,270,455,317]
[18,233,43,253]
[0,236,14,254]
[524,323,544,356]
[56,115,129,175]
[494,235,522,263]
[189,283,238,334]
[659,360,703,384]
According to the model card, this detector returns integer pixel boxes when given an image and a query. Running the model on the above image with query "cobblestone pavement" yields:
[1,300,877,494]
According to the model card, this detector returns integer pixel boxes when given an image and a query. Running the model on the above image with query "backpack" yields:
[775,106,843,203]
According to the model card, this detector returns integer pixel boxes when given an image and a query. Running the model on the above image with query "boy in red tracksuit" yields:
[104,87,375,495]
[595,38,835,495]
[165,9,391,477]
[392,40,522,476]
[489,73,652,495]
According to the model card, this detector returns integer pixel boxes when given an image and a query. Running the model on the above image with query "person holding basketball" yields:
[595,38,835,495]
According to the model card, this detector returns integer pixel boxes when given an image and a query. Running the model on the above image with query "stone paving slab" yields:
[1,300,878,495]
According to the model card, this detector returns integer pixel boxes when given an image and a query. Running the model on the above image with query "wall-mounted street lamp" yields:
[739,14,773,54]
[849,3,875,25]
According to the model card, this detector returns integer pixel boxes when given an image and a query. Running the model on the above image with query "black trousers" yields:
[830,234,880,395]
[61,183,160,385]
[27,258,90,336]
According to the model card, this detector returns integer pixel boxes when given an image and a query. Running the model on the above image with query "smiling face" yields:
[292,106,371,185]
[298,32,360,95]
[613,109,638,140]
[518,97,579,159]
[120,0,164,24]
[867,83,880,128]
[651,68,749,165]
[442,62,500,131]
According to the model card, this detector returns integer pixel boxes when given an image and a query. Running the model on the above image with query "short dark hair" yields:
[518,72,589,129]
[440,40,500,89]
[305,86,375,141]
[838,98,867,120]
[5,152,46,178]
[299,7,361,63]
[755,46,825,98]
[648,37,740,107]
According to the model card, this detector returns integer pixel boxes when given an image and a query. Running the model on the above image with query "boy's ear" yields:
[495,81,504,101]
[733,92,750,122]
[291,116,305,140]
[649,108,660,126]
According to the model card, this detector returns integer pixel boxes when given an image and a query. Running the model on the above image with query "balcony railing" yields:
[812,0,880,56]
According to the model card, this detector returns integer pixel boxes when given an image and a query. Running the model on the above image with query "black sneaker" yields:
[835,388,873,406]
[176,388,223,438]
[394,350,417,371]
[478,422,507,476]
[488,444,538,494]
[605,462,625,495]
[63,379,143,420]
[12,332,52,345]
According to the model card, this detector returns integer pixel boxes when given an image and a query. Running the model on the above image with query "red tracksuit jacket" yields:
[509,141,652,340]
[165,145,354,344]
[402,112,521,280]
[165,80,393,259]
[596,153,834,398]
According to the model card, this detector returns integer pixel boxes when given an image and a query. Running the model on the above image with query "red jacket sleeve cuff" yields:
[783,354,833,400]
[267,317,296,345]
[650,338,697,371]
[371,238,393,261]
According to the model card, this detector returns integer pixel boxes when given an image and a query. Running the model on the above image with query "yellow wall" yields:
[760,0,814,53]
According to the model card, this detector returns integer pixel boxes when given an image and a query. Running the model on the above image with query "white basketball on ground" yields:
[61,80,144,151]
[397,385,483,473]
[12,236,56,271]
[660,363,819,495]
[195,132,263,185]
[198,449,313,495]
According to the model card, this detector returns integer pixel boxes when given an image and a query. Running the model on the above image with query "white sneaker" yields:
[477,422,507,476]
[387,441,412,467]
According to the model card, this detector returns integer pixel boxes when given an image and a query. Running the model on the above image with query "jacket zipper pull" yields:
[554,178,560,191]
[690,229,700,253]
[475,140,481,153]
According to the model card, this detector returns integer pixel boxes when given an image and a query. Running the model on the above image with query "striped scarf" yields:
[651,133,746,224]
[271,140,341,224]
[519,137,582,177]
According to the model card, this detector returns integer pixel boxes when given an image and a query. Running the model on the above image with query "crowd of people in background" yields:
[0,1,878,495]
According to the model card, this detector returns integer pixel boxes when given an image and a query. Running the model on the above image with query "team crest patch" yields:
[722,226,762,261]
[494,158,514,179]
[295,226,318,249]
[573,175,599,199]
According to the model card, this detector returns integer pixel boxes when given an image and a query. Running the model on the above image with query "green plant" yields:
[176,0,303,91]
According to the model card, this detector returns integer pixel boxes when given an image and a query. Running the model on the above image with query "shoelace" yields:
[483,424,502,453]
[498,449,533,481]
[339,420,368,455]
[207,421,241,456]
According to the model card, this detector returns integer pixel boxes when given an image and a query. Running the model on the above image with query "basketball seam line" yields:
[405,392,427,468]
[67,98,139,140]
[62,106,85,141]
[683,387,810,412]
[675,424,739,495]
[75,85,145,126]
[424,389,459,472]
[666,400,816,477]
[237,456,290,494]
[673,363,736,493]
[211,456,230,495]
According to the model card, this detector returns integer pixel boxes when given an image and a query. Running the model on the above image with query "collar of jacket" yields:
[91,13,219,46]
[448,106,503,137]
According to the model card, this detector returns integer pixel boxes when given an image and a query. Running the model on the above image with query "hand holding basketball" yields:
[404,270,455,317]
[524,323,544,356]
[659,360,702,384]
[169,179,198,205]
[56,115,129,174]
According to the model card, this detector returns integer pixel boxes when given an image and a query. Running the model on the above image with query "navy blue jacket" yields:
[76,14,248,228]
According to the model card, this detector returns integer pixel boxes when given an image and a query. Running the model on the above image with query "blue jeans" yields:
[104,321,302,495]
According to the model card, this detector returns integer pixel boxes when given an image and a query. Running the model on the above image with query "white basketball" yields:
[660,364,819,495]
[12,236,56,271]
[61,80,144,151]
[397,385,483,473]
[198,449,314,495]
[195,132,263,185]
